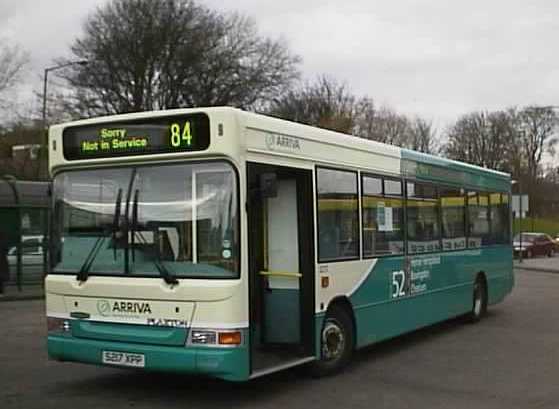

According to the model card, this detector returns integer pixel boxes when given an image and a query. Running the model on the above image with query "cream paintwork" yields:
[48,108,244,173]
[316,259,377,313]
[47,108,250,330]
[244,127,401,177]
[47,107,400,329]
[62,296,196,326]
[46,276,248,328]
[46,275,242,302]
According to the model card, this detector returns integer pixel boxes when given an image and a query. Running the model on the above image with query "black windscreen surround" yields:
[62,113,210,160]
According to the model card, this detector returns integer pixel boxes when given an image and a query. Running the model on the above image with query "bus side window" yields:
[317,167,359,262]
[440,187,466,251]
[406,182,440,254]
[362,175,404,257]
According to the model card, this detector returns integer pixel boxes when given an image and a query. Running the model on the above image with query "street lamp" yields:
[42,60,88,128]
[512,180,523,263]
[40,60,87,180]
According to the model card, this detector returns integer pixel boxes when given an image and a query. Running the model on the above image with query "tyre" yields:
[467,276,487,323]
[309,304,354,377]
[548,248,555,258]
[526,249,533,258]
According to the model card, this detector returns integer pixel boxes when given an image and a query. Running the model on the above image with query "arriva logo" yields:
[97,300,111,317]
[265,133,301,152]
[96,299,152,316]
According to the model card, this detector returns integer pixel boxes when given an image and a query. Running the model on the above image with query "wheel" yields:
[467,277,487,323]
[526,249,533,258]
[309,305,354,377]
[548,248,555,258]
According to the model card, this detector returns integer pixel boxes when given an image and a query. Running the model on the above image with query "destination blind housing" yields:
[62,113,210,160]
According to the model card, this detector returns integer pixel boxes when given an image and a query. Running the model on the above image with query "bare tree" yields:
[351,97,376,138]
[444,110,518,172]
[406,117,438,154]
[518,106,558,182]
[269,76,357,133]
[59,0,300,117]
[361,106,410,146]
[0,124,46,180]
[272,85,442,152]
[0,41,29,106]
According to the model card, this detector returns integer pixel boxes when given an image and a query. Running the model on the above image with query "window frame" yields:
[439,186,467,251]
[467,190,492,248]
[361,172,405,259]
[315,165,512,262]
[49,159,242,280]
[402,179,511,253]
[316,166,360,263]
[404,179,442,255]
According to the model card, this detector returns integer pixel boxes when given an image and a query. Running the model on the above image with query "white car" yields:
[7,235,45,281]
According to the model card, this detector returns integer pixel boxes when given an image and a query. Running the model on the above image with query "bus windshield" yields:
[51,161,239,279]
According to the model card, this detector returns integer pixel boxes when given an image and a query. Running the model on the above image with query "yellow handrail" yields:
[259,271,302,278]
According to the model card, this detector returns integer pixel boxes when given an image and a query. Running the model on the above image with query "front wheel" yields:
[309,305,354,377]
[467,277,487,323]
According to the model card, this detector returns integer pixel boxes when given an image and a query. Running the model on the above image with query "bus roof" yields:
[50,107,510,190]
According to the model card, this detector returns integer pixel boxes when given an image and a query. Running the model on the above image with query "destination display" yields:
[62,113,210,160]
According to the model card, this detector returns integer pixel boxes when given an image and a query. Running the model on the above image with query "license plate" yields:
[102,351,145,368]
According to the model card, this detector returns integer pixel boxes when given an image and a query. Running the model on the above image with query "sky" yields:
[2,0,559,133]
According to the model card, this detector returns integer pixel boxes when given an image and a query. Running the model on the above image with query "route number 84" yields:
[392,270,406,298]
[170,122,192,147]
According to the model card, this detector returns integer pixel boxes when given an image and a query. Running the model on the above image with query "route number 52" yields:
[392,270,406,298]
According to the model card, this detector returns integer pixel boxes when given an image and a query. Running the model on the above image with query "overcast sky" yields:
[2,0,559,131]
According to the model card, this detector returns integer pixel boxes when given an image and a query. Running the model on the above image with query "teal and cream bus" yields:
[46,107,513,381]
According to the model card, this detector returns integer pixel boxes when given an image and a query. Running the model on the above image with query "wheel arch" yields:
[475,271,488,292]
[325,296,357,349]
[475,270,489,306]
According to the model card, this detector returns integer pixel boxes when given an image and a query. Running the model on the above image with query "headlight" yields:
[187,329,243,347]
[47,317,71,333]
[190,330,217,345]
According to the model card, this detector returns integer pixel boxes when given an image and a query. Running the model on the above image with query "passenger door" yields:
[247,163,315,376]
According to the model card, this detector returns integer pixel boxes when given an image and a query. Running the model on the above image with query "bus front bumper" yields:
[47,334,249,382]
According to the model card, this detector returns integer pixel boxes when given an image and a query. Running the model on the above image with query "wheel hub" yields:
[322,321,345,361]
[474,284,482,316]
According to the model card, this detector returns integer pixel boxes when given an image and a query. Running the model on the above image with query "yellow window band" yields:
[259,271,302,278]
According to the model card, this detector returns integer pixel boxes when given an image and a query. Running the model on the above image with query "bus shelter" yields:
[0,177,50,291]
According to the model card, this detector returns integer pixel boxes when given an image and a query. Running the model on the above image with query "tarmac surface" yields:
[514,254,559,273]
[1,268,558,409]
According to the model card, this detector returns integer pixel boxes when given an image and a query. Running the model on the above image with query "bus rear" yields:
[46,108,250,381]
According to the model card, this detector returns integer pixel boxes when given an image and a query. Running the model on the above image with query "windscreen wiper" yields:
[131,189,138,263]
[112,188,123,261]
[134,229,179,285]
[76,235,106,282]
[153,256,179,285]
[76,189,123,282]
[130,188,177,285]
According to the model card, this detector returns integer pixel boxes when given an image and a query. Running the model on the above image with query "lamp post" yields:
[42,60,88,129]
[40,60,87,280]
[512,180,523,263]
